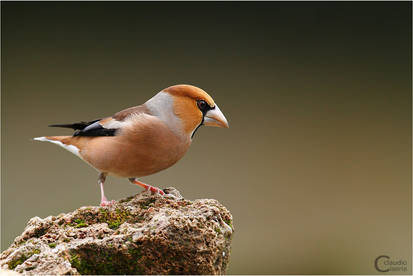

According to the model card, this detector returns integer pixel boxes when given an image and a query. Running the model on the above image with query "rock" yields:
[0,188,234,275]
[0,269,21,276]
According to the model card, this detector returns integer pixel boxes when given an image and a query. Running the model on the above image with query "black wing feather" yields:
[49,119,117,137]
[74,127,117,137]
[48,119,100,130]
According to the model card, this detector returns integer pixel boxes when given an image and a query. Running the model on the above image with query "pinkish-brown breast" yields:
[79,115,191,178]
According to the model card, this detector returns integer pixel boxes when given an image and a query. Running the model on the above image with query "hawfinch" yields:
[34,84,229,206]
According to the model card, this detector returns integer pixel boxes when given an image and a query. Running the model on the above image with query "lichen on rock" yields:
[0,188,234,275]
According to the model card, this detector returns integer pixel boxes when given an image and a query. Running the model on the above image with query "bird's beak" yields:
[204,104,229,128]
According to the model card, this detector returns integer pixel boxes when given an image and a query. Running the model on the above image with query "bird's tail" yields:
[33,136,82,158]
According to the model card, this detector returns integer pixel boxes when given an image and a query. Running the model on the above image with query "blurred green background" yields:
[2,2,411,274]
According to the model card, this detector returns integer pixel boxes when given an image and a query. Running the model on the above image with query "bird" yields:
[34,84,229,206]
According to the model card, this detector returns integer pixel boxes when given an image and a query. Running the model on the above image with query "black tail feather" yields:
[48,119,100,130]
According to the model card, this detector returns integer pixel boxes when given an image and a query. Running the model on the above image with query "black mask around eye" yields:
[197,100,213,115]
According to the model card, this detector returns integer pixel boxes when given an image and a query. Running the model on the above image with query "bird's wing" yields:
[48,119,101,130]
[112,105,150,121]
[49,104,151,137]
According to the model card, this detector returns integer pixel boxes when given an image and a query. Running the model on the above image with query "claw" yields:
[148,186,165,195]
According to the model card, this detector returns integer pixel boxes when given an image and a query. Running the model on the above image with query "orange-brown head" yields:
[145,84,229,139]
[163,84,229,138]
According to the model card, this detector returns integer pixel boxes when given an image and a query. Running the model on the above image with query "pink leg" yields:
[99,173,115,206]
[129,178,165,195]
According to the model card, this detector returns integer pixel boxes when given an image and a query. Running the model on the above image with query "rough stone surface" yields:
[0,188,234,275]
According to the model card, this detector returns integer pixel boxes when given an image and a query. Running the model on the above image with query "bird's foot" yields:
[129,178,165,196]
[100,198,116,207]
[146,185,165,195]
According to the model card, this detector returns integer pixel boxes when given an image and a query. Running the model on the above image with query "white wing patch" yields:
[34,137,82,159]
[100,119,126,129]
[122,112,157,130]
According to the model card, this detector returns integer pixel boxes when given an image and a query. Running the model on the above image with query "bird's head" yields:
[147,84,229,139]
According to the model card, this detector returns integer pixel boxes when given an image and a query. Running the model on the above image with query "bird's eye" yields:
[197,100,209,112]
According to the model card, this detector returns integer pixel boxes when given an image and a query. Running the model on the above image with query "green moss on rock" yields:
[33,227,47,238]
[8,257,25,270]
[139,198,156,209]
[98,207,134,229]
[7,249,41,269]
[69,247,144,275]
[224,218,233,228]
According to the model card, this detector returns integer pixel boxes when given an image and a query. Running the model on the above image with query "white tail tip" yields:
[33,137,48,141]
[33,136,81,158]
